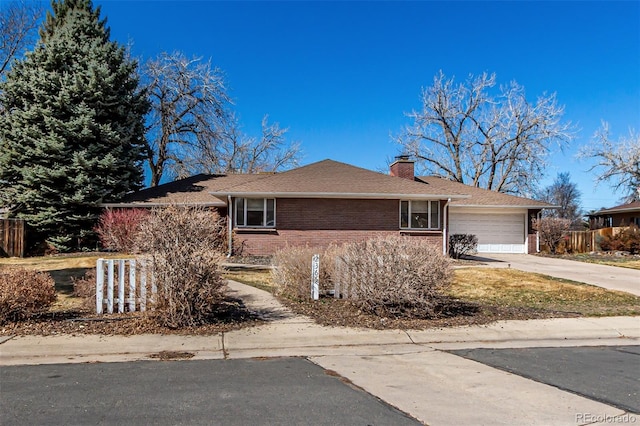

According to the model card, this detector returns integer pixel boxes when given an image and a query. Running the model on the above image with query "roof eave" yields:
[451,204,557,209]
[592,207,640,215]
[210,191,470,200]
[101,201,227,208]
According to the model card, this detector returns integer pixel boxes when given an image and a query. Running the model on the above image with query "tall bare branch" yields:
[397,71,574,195]
[142,51,301,185]
[0,0,43,79]
[580,122,640,201]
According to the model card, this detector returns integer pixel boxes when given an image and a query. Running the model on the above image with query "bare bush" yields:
[532,217,571,254]
[135,205,227,328]
[72,268,96,312]
[333,236,452,318]
[0,267,56,323]
[94,208,150,253]
[449,234,478,259]
[600,224,640,254]
[271,245,334,299]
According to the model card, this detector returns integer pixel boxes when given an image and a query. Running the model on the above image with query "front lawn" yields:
[0,254,261,336]
[537,253,640,270]
[227,267,640,329]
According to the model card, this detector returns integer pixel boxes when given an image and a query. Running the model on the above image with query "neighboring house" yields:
[105,158,552,255]
[588,201,640,229]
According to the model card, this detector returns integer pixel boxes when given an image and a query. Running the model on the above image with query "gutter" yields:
[210,191,470,201]
[227,195,233,257]
[442,198,451,256]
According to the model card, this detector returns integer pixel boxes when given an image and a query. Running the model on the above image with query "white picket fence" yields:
[95,258,156,314]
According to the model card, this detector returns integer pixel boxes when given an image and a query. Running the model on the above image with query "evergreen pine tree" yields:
[0,0,148,251]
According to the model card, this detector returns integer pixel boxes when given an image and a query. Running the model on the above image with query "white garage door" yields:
[449,212,526,254]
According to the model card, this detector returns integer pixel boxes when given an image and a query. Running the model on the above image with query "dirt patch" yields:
[149,351,195,360]
[278,295,569,330]
[0,296,263,336]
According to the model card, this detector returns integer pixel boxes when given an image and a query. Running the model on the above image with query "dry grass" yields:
[452,268,640,316]
[223,269,274,293]
[537,253,640,271]
[595,259,640,270]
[0,253,129,271]
[0,254,128,313]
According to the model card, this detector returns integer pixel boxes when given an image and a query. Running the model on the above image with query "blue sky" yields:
[82,1,640,210]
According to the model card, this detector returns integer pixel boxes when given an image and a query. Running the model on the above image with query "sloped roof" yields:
[417,176,554,208]
[106,159,553,208]
[208,159,469,200]
[592,200,640,215]
[104,173,269,207]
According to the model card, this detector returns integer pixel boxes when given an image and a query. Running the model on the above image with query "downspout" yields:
[442,198,451,256]
[227,195,233,258]
[536,210,541,253]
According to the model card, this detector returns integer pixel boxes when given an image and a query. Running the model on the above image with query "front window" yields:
[235,198,275,227]
[400,200,440,229]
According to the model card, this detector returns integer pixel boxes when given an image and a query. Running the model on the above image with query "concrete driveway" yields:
[481,254,640,296]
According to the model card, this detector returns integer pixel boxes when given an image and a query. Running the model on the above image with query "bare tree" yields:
[532,217,571,254]
[397,71,574,195]
[143,51,301,185]
[580,122,640,201]
[535,172,583,228]
[0,0,43,79]
[143,51,231,186]
[172,114,300,178]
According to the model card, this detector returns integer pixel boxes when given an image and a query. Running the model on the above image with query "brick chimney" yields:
[390,155,415,180]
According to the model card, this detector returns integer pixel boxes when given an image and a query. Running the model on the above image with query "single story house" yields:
[105,158,553,255]
[588,200,640,229]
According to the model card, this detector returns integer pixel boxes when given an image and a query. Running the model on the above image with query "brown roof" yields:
[593,200,640,215]
[105,173,268,207]
[417,176,553,208]
[107,159,551,208]
[208,159,469,200]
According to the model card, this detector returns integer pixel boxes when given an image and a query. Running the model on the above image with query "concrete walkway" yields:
[479,254,640,296]
[1,281,639,425]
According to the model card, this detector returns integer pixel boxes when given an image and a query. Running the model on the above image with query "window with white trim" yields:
[400,200,440,229]
[235,198,275,228]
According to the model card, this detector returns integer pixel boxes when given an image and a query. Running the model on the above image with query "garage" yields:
[449,211,527,254]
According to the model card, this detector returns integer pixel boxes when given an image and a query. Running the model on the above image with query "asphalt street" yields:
[450,345,640,414]
[0,357,420,425]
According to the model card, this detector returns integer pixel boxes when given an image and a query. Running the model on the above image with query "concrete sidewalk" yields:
[482,254,640,296]
[1,281,639,425]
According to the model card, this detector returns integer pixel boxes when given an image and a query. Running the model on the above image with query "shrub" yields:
[72,268,97,312]
[134,205,227,328]
[271,245,335,299]
[333,236,452,318]
[0,267,56,323]
[600,224,640,254]
[449,234,478,259]
[532,217,571,254]
[94,208,150,253]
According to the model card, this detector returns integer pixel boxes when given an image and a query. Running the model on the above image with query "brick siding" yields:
[234,198,444,255]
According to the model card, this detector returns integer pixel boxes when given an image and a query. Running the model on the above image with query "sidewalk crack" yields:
[221,332,229,359]
[403,330,416,345]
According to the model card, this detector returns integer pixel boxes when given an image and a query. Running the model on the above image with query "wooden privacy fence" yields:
[95,258,156,314]
[565,227,621,253]
[0,219,26,258]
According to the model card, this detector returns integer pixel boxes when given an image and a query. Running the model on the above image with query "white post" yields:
[128,259,136,312]
[106,259,114,314]
[150,262,157,307]
[311,254,320,300]
[96,259,104,314]
[118,259,125,313]
[140,259,147,312]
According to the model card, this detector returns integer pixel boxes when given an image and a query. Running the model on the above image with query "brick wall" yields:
[527,233,538,254]
[234,198,444,255]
